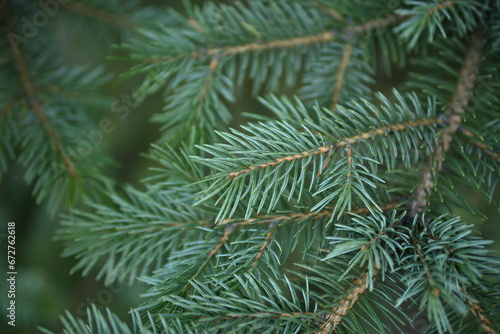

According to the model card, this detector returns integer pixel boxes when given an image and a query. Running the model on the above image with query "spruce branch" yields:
[143,14,404,64]
[331,44,354,110]
[227,117,441,179]
[412,33,484,216]
[318,272,371,333]
[464,290,497,334]
[308,0,344,22]
[1,1,77,178]
[460,128,500,163]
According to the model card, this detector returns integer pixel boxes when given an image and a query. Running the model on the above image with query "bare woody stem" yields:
[317,272,371,333]
[228,117,442,179]
[1,1,77,178]
[412,33,483,216]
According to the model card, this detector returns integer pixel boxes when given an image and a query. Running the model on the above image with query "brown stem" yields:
[1,1,77,178]
[460,128,500,163]
[318,272,371,333]
[466,294,497,334]
[247,226,276,273]
[309,0,344,22]
[229,117,442,179]
[429,1,454,16]
[144,14,406,63]
[332,44,353,110]
[412,33,483,216]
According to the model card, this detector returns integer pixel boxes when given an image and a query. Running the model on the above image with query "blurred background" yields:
[0,1,498,333]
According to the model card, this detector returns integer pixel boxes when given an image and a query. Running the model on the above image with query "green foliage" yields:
[4,0,498,333]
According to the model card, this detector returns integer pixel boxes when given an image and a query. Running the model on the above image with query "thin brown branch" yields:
[62,2,134,29]
[202,311,315,322]
[247,226,276,273]
[144,14,405,63]
[413,238,438,295]
[412,34,483,216]
[194,56,219,117]
[2,100,15,114]
[309,0,344,22]
[350,14,409,34]
[187,18,205,33]
[460,128,500,163]
[1,2,77,178]
[114,203,400,237]
[429,1,454,16]
[229,117,442,179]
[318,273,371,333]
[145,31,336,63]
[45,85,83,99]
[332,44,353,110]
[182,224,236,294]
[465,293,497,334]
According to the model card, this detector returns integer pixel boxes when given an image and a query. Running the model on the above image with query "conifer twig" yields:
[413,238,439,296]
[429,1,454,16]
[465,293,497,334]
[331,44,353,110]
[229,117,442,179]
[412,33,483,216]
[460,128,500,163]
[308,0,343,22]
[1,1,77,178]
[318,272,371,333]
[247,224,276,273]
[144,15,406,63]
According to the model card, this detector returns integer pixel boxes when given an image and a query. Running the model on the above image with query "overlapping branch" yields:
[229,117,442,179]
[318,272,370,333]
[1,1,77,178]
[412,34,483,215]
[144,14,406,64]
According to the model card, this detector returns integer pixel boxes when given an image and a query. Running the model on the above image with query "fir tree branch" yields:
[465,293,497,334]
[194,56,219,119]
[350,14,407,34]
[412,237,439,296]
[428,1,454,16]
[318,272,371,333]
[144,15,405,64]
[412,33,484,215]
[1,2,77,178]
[180,224,236,294]
[460,128,500,163]
[331,44,353,110]
[228,117,442,179]
[247,223,276,273]
[144,31,336,63]
[308,0,344,22]
[62,1,134,29]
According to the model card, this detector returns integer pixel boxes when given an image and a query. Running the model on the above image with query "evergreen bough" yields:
[2,0,499,333]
